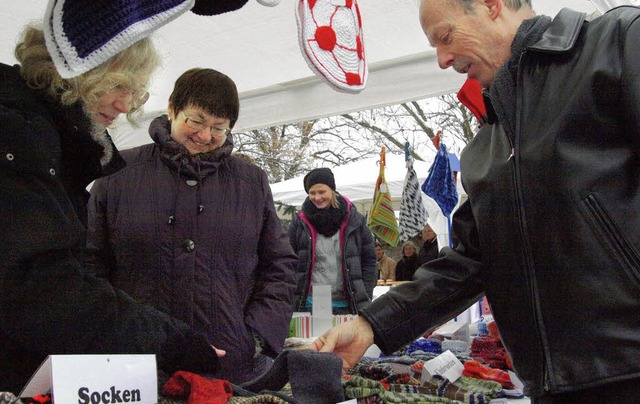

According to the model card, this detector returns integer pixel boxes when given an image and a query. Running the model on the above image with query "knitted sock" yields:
[240,350,291,394]
[455,375,504,398]
[288,350,345,403]
[462,360,514,389]
[162,371,232,404]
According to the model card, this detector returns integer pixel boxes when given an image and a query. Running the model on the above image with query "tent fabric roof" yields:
[2,0,597,134]
[270,153,436,207]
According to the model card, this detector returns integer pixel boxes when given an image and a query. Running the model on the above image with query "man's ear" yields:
[484,0,502,20]
[168,102,174,120]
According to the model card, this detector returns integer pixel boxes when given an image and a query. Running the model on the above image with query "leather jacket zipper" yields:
[514,48,554,394]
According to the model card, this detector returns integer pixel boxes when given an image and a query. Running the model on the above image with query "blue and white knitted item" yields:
[398,156,429,243]
[422,143,458,217]
[44,0,195,78]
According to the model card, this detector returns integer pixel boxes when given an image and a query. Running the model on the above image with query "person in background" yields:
[375,243,396,283]
[417,223,439,265]
[288,167,377,315]
[309,0,640,401]
[87,68,298,384]
[394,241,420,281]
[0,27,222,393]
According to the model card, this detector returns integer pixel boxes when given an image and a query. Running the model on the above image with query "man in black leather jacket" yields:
[310,0,640,401]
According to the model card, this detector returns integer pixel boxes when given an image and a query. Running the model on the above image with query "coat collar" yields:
[529,8,586,53]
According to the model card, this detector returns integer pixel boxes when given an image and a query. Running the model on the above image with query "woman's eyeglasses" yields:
[180,111,230,138]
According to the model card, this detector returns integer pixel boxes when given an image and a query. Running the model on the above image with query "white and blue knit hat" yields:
[44,0,195,78]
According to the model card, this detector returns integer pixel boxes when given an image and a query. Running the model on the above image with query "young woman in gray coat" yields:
[288,168,377,315]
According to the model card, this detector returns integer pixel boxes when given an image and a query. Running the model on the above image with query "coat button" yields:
[6,153,14,161]
[49,168,56,176]
[186,180,198,186]
[183,239,195,252]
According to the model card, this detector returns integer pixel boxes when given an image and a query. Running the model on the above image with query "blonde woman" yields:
[288,168,377,315]
[0,27,220,392]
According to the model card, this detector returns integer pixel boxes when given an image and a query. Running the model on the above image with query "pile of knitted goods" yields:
[469,321,513,370]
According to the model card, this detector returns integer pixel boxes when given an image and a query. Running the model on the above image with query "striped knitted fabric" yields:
[343,376,453,403]
[462,360,515,389]
[441,340,471,357]
[44,0,194,78]
[390,380,487,404]
[398,157,429,243]
[470,337,508,369]
[407,338,442,355]
[228,394,292,404]
[368,148,400,246]
[456,376,504,398]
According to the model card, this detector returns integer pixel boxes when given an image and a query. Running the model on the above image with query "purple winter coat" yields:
[87,116,298,383]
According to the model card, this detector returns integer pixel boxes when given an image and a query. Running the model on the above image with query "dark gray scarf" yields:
[302,194,349,237]
[149,114,234,180]
[488,15,551,140]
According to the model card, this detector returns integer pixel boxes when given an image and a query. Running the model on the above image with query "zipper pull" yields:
[508,148,515,161]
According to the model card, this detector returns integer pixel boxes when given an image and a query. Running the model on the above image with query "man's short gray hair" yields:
[456,0,531,11]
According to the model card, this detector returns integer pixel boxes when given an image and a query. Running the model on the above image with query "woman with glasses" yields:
[87,68,299,384]
[0,28,224,393]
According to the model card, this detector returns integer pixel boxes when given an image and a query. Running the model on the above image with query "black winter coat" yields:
[0,64,218,393]
[87,116,298,383]
[395,254,420,282]
[361,7,640,398]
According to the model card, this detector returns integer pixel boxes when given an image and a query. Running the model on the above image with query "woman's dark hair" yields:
[169,68,240,129]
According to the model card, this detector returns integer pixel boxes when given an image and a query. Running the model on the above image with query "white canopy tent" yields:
[1,0,598,149]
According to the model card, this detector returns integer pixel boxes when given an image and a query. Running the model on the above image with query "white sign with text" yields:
[20,354,157,404]
[312,284,333,337]
[421,350,465,382]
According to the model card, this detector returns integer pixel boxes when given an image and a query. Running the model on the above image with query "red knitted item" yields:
[463,360,515,389]
[456,78,487,124]
[162,371,232,404]
[470,336,508,369]
[23,395,52,404]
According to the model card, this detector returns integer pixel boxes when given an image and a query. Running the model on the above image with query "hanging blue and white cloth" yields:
[422,143,458,218]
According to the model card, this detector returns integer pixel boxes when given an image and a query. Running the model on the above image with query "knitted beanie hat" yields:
[191,0,249,15]
[44,0,194,79]
[296,0,367,93]
[303,167,336,193]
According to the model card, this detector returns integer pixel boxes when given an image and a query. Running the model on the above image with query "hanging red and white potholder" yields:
[296,0,367,93]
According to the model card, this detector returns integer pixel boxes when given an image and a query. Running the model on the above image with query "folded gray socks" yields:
[240,349,345,403]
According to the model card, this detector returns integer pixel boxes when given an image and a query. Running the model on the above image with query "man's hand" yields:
[307,316,374,369]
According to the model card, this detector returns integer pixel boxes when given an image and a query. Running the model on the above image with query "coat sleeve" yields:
[360,199,486,354]
[244,171,299,356]
[85,177,114,279]
[0,110,219,377]
[358,218,378,299]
